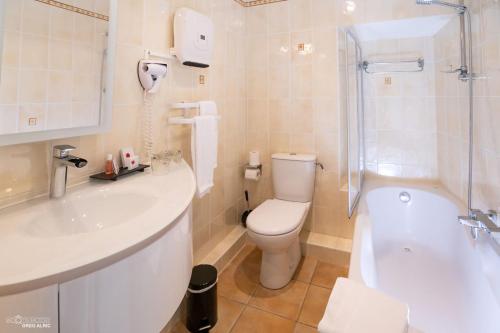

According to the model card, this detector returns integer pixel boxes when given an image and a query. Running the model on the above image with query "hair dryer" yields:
[137,60,168,94]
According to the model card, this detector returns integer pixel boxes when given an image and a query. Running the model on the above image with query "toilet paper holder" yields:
[245,164,262,172]
[244,164,262,180]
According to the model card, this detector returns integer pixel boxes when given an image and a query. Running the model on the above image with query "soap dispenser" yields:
[105,154,114,175]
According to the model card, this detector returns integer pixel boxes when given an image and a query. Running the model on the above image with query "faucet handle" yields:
[53,145,76,158]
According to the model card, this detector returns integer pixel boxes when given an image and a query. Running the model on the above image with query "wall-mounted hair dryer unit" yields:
[137,60,168,94]
[173,8,214,68]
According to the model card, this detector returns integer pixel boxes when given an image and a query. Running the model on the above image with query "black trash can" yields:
[186,264,218,333]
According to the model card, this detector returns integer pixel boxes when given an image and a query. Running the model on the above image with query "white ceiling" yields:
[353,15,455,42]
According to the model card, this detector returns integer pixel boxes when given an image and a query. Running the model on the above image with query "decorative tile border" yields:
[35,0,109,21]
[233,0,287,7]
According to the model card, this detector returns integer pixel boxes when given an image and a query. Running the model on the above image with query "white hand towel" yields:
[198,100,218,116]
[318,278,409,333]
[191,115,218,198]
[198,100,218,167]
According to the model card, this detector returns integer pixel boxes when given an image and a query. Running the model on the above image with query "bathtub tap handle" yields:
[458,209,500,239]
[458,216,483,229]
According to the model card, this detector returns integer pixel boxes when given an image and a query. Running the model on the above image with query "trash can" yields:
[186,264,218,332]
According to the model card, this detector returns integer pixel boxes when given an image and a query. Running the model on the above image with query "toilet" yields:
[247,153,316,289]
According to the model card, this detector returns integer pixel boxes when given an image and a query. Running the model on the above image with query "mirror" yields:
[0,0,116,146]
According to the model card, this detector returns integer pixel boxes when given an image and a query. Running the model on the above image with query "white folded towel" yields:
[318,278,409,333]
[198,100,218,116]
[191,115,218,198]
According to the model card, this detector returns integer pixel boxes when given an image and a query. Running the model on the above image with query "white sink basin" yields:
[21,191,157,238]
[0,161,197,333]
[0,161,196,295]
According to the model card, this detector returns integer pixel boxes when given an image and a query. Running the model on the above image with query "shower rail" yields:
[361,58,424,74]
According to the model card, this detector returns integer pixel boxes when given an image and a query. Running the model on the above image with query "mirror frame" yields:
[0,0,117,147]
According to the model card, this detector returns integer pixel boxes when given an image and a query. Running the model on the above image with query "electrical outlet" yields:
[28,117,37,126]
[199,75,205,85]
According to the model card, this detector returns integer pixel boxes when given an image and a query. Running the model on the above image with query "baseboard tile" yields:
[300,231,352,267]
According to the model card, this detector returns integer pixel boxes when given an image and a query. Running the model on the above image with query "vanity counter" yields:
[0,161,196,296]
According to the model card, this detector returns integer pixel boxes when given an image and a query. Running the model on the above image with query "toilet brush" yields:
[241,190,252,228]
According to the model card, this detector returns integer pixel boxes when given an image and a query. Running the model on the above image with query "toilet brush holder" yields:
[241,190,252,228]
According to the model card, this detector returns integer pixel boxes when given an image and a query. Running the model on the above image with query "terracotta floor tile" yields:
[231,306,295,333]
[248,280,309,320]
[294,323,319,333]
[293,256,318,283]
[218,263,258,304]
[230,244,258,266]
[298,285,331,328]
[168,322,189,333]
[236,247,262,284]
[211,296,244,333]
[311,261,349,289]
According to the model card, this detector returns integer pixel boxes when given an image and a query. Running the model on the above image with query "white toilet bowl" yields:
[246,153,317,289]
[247,199,311,289]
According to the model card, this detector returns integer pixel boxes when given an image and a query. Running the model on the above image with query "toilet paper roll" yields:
[245,168,261,181]
[249,151,260,167]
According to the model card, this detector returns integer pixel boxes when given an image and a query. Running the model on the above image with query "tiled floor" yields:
[173,244,349,333]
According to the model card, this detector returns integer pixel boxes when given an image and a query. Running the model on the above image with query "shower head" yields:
[415,0,466,12]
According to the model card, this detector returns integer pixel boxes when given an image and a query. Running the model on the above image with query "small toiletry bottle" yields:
[105,154,114,175]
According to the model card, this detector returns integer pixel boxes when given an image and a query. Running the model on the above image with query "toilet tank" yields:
[272,153,317,203]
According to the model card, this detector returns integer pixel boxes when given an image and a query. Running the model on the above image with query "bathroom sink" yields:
[0,161,197,332]
[20,191,157,238]
[0,161,196,295]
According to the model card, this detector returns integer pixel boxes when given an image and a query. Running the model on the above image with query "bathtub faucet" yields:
[458,209,499,239]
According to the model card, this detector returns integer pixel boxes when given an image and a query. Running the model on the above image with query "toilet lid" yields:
[247,199,310,236]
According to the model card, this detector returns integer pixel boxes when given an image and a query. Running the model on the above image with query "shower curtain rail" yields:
[361,58,424,74]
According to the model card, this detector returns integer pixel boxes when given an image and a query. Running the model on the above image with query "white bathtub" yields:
[349,184,500,333]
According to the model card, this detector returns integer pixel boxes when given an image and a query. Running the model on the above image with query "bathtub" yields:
[349,184,500,333]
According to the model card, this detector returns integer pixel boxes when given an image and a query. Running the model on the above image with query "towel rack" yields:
[169,102,220,125]
[171,102,200,109]
[362,58,424,74]
[169,115,221,125]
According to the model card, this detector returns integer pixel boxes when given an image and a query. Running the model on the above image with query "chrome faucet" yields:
[50,145,88,198]
[458,209,500,239]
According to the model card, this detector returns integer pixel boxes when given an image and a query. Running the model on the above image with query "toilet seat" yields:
[247,199,310,236]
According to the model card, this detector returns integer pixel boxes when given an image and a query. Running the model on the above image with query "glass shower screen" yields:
[344,30,364,217]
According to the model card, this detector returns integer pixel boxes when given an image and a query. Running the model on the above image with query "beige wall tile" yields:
[22,0,50,36]
[267,2,290,34]
[268,33,291,66]
[290,0,311,31]
[21,35,49,69]
[0,68,19,104]
[50,7,75,41]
